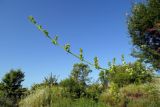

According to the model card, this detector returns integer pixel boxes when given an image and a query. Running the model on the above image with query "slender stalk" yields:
[28,16,108,71]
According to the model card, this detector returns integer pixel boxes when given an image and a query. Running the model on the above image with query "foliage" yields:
[0,69,26,107]
[106,57,153,87]
[31,83,45,91]
[21,77,159,107]
[28,13,159,107]
[0,90,14,107]
[99,79,160,107]
[98,56,153,88]
[99,70,108,88]
[119,82,160,107]
[128,0,160,69]
[28,16,107,72]
[19,86,108,107]
[70,63,92,86]
[19,87,51,107]
[99,83,120,106]
[60,63,91,98]
[20,86,62,107]
[127,99,160,107]
[60,78,82,98]
[30,73,58,91]
[85,83,103,101]
[43,73,58,86]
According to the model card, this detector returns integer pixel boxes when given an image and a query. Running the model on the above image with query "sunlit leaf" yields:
[94,57,99,69]
[64,43,70,52]
[52,36,58,45]
[28,16,36,24]
[37,25,42,30]
[43,30,49,36]
[79,48,84,61]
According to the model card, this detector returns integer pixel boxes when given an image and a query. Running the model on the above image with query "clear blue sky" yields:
[0,0,138,87]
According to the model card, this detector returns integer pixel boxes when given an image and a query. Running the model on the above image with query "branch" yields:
[28,16,107,71]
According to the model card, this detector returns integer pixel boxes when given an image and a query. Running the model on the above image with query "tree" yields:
[128,0,160,70]
[70,63,92,86]
[99,70,108,88]
[0,69,26,106]
[60,78,81,98]
[60,63,91,98]
[43,73,58,86]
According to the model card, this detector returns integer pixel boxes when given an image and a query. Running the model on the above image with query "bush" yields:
[99,83,120,106]
[107,60,153,87]
[19,86,109,107]
[85,83,103,101]
[99,78,160,107]
[127,98,160,107]
[0,90,14,107]
[60,78,84,98]
[119,82,160,107]
[19,86,63,107]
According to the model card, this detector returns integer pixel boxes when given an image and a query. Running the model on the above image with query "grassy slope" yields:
[19,78,160,107]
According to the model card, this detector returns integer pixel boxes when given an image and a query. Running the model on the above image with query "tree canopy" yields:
[0,69,26,106]
[128,0,160,70]
[70,63,92,86]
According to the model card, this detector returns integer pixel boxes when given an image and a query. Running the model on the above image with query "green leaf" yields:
[52,40,56,45]
[42,30,52,40]
[121,55,126,65]
[43,30,49,36]
[64,43,70,52]
[94,57,99,69]
[37,25,42,30]
[52,36,58,45]
[28,16,36,24]
[79,48,84,61]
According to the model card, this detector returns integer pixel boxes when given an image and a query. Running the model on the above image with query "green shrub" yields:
[107,60,153,87]
[59,63,92,99]
[60,78,84,98]
[127,98,160,107]
[31,74,58,91]
[0,91,14,107]
[99,83,120,106]
[99,79,160,107]
[19,86,109,107]
[0,97,14,107]
[119,82,160,107]
[85,83,103,101]
[19,86,63,107]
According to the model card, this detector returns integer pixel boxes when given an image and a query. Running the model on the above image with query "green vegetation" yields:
[0,63,159,107]
[18,61,159,107]
[60,63,92,98]
[0,0,160,107]
[0,69,27,107]
[128,0,160,69]
[107,60,153,87]
[19,86,108,107]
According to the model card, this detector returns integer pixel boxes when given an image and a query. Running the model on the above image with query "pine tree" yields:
[0,69,26,106]
[128,0,160,70]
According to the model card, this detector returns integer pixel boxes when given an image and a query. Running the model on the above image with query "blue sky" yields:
[0,0,138,87]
